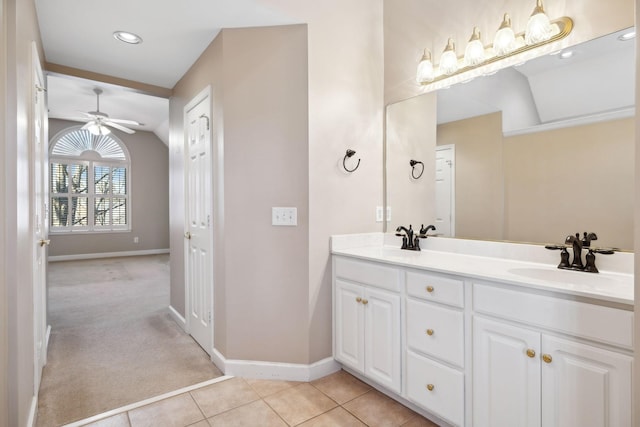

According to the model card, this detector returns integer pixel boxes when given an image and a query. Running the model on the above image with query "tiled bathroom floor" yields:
[77,370,439,427]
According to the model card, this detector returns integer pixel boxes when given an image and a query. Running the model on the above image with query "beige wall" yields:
[634,2,639,423]
[505,118,634,249]
[3,0,44,425]
[384,0,635,105]
[171,0,384,365]
[386,94,437,229]
[437,112,505,240]
[171,24,311,362]
[47,119,169,257]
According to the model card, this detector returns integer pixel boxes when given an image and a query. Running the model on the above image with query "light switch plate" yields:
[272,207,297,226]
[376,206,384,222]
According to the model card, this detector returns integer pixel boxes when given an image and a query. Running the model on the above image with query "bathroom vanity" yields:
[331,233,633,427]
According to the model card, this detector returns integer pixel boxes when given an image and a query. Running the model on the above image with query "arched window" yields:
[49,127,131,232]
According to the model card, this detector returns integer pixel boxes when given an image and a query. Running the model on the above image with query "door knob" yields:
[184,231,191,240]
[39,239,50,247]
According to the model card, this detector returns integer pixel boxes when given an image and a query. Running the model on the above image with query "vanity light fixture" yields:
[493,14,517,56]
[416,49,435,83]
[440,39,459,75]
[464,27,485,66]
[415,0,572,92]
[524,0,553,45]
[113,31,143,45]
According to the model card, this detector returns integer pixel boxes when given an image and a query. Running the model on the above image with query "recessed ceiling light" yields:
[559,50,574,59]
[113,31,143,45]
[618,31,636,41]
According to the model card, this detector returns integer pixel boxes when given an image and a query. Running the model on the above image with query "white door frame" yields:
[183,86,214,355]
[436,144,455,237]
[30,42,49,395]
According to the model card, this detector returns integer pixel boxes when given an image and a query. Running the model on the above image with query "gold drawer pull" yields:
[426,329,434,336]
[426,286,434,293]
[542,354,553,364]
[356,297,362,303]
[526,349,536,358]
[362,299,369,305]
[426,384,435,391]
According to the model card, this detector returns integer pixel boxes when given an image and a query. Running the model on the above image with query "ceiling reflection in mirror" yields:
[385,27,635,251]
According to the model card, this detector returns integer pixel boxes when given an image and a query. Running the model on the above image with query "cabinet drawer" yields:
[406,270,464,308]
[407,351,464,427]
[473,283,634,349]
[334,257,400,292]
[407,299,464,368]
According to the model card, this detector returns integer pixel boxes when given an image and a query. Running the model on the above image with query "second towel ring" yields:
[343,149,361,173]
[410,159,424,179]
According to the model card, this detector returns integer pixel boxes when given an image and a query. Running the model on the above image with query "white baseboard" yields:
[168,305,186,331]
[213,350,340,382]
[48,248,169,262]
[27,395,37,427]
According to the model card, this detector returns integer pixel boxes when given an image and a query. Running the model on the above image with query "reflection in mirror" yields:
[385,28,635,250]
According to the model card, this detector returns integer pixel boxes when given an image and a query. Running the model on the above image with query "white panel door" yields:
[184,88,213,355]
[435,145,454,237]
[31,43,48,393]
[541,335,632,427]
[334,279,364,372]
[473,316,541,427]
[364,287,401,393]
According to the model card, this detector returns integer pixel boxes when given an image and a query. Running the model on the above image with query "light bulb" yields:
[464,27,485,66]
[439,39,459,76]
[525,0,552,45]
[416,49,435,83]
[87,122,110,136]
[494,13,516,56]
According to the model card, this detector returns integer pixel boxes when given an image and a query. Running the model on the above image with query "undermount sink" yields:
[507,267,620,288]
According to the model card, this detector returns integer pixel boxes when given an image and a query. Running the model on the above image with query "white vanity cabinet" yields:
[334,257,402,393]
[473,282,633,427]
[404,270,466,426]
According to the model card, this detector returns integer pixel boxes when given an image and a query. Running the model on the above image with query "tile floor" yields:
[78,370,440,427]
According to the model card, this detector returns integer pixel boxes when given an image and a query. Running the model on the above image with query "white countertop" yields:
[332,239,634,307]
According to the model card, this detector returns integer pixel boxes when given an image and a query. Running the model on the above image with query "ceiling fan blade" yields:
[77,111,97,118]
[107,117,142,126]
[104,121,135,134]
[81,121,95,130]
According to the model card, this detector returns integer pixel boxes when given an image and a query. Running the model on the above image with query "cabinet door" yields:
[473,316,541,427]
[364,287,401,393]
[335,280,364,372]
[541,335,632,427]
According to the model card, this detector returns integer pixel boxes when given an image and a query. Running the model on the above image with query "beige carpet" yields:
[36,255,222,427]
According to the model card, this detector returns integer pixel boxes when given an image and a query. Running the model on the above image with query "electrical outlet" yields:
[376,206,384,222]
[386,206,392,221]
[272,207,297,226]
[133,236,139,243]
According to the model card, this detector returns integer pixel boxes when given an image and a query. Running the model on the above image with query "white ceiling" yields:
[37,0,301,144]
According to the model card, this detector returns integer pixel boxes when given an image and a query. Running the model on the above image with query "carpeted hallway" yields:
[36,255,222,427]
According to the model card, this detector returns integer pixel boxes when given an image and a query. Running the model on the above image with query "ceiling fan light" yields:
[464,27,485,66]
[86,122,110,136]
[525,0,552,45]
[439,38,459,76]
[416,49,435,83]
[494,13,517,56]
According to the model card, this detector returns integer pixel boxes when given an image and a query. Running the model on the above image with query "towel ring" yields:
[343,149,361,173]
[410,159,424,179]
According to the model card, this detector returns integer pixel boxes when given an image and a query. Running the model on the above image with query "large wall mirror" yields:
[385,27,635,251]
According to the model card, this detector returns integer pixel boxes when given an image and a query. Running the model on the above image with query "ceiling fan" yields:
[79,88,141,135]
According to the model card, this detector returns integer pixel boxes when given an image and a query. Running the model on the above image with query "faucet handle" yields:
[582,232,598,247]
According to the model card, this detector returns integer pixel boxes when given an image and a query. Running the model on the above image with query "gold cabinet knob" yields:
[526,349,536,358]
[426,286,434,293]
[426,384,435,391]
[426,329,434,336]
[356,297,362,303]
[39,239,50,247]
[542,354,553,364]
[362,299,369,305]
[184,231,192,240]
